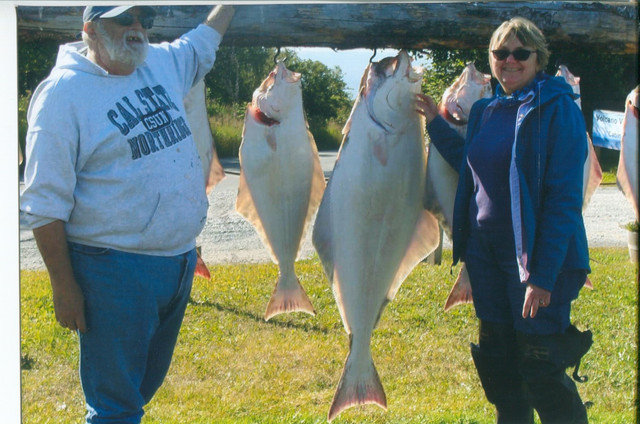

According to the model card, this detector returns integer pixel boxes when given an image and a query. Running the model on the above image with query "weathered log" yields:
[17,2,638,54]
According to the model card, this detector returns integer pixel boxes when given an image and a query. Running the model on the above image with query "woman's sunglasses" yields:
[491,48,536,62]
[105,13,154,30]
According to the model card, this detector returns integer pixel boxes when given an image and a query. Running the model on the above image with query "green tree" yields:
[205,46,276,106]
[420,48,489,102]
[286,55,352,129]
[18,39,60,96]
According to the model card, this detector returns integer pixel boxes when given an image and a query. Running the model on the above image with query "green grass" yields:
[21,248,637,423]
[601,171,617,186]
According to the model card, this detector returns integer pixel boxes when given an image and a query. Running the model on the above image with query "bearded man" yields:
[20,5,234,423]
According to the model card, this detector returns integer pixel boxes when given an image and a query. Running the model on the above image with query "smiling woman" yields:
[417,16,593,424]
[488,17,550,95]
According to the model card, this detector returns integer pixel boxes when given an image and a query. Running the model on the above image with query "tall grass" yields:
[207,102,246,158]
[21,248,637,423]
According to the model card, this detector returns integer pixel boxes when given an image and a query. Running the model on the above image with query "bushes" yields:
[309,120,343,151]
[206,99,344,158]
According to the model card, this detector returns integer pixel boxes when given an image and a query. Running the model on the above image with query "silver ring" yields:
[538,299,545,306]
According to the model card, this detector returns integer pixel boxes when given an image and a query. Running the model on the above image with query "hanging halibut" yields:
[184,79,226,280]
[313,51,440,421]
[555,65,603,210]
[236,61,325,320]
[422,63,492,311]
[617,86,639,220]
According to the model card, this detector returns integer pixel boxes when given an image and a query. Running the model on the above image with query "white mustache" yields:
[123,29,148,45]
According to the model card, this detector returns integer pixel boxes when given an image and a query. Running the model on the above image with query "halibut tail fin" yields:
[327,350,387,421]
[264,274,315,321]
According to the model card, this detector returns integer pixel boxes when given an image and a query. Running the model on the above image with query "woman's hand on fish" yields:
[522,283,551,319]
[415,93,439,124]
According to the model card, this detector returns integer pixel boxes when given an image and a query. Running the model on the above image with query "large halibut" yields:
[236,61,325,320]
[313,51,440,421]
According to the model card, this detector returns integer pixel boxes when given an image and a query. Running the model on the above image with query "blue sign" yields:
[592,109,625,150]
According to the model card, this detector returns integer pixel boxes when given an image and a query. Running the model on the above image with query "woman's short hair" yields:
[489,17,550,70]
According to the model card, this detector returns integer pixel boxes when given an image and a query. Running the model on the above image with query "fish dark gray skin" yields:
[422,63,492,311]
[236,61,325,321]
[313,51,440,421]
[184,79,226,280]
[617,86,639,221]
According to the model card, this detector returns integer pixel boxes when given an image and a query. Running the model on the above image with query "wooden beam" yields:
[17,2,638,54]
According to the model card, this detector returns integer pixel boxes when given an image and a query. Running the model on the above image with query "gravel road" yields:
[19,151,636,270]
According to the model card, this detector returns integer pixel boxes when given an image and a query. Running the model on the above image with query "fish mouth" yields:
[248,105,280,126]
[440,104,467,126]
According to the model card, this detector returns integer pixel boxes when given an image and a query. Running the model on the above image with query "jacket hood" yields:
[54,41,129,77]
[535,73,580,105]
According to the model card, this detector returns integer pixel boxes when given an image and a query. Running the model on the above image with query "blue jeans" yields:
[68,242,195,424]
[464,230,586,335]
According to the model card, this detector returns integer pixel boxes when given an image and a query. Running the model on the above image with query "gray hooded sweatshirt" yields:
[20,24,221,256]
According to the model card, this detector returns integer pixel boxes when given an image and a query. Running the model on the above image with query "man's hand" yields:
[33,221,87,333]
[416,93,439,124]
[205,5,235,35]
[51,279,87,333]
[522,283,551,319]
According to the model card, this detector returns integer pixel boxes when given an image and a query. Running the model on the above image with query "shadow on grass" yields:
[188,297,339,334]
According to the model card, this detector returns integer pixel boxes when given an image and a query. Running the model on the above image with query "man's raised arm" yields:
[205,5,235,36]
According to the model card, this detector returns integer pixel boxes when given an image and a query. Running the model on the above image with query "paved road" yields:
[19,151,636,269]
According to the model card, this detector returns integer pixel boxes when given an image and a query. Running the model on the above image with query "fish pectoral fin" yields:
[388,210,441,301]
[264,274,315,321]
[328,350,387,422]
[444,265,473,311]
[266,132,277,151]
[372,140,388,166]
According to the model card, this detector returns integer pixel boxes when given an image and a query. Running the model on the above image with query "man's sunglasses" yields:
[491,48,536,62]
[105,13,154,29]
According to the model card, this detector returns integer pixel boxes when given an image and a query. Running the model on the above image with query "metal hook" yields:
[369,48,378,63]
[274,47,282,65]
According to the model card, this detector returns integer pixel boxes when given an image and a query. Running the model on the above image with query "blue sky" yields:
[292,47,401,98]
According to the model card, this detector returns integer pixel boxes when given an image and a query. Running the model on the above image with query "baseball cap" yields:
[83,6,156,22]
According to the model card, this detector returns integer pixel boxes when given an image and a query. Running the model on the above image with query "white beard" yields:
[95,22,148,69]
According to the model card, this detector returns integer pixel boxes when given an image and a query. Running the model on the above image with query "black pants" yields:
[471,320,590,424]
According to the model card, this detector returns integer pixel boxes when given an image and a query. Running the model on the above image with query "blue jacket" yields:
[427,74,590,292]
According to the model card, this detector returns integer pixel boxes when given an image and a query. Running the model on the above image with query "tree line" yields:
[18,39,637,168]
